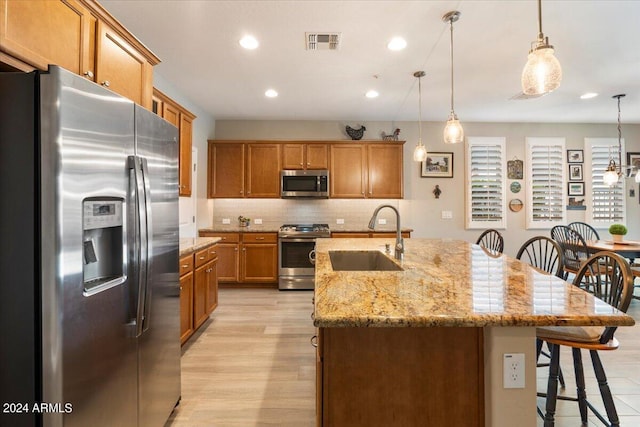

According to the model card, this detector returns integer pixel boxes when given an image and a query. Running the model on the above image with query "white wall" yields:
[215,120,640,257]
[153,74,216,236]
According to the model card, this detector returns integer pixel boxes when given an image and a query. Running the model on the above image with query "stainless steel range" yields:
[278,224,330,290]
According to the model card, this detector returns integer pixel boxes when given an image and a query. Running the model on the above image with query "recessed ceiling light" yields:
[239,35,259,50]
[365,90,379,99]
[580,92,598,99]
[265,89,278,98]
[387,37,407,51]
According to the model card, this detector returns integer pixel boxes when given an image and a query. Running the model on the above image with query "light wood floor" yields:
[166,288,640,427]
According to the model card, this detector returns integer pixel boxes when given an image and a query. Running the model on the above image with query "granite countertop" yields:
[313,238,636,328]
[179,237,221,257]
[330,227,414,233]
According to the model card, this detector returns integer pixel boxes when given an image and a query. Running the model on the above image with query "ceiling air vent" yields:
[306,32,341,50]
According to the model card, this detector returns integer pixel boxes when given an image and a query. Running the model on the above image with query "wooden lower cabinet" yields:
[180,242,219,345]
[199,232,278,286]
[318,327,484,426]
[179,270,194,345]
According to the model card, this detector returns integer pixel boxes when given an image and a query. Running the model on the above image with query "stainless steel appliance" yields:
[281,169,329,198]
[278,224,330,290]
[0,66,180,427]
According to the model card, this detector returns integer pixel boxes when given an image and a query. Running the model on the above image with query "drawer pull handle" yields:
[181,264,189,268]
[255,237,265,240]
[83,70,94,78]
[199,256,205,260]
[310,335,318,348]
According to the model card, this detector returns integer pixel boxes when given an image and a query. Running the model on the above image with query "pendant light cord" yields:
[617,95,623,170]
[537,0,543,39]
[418,75,423,142]
[449,18,455,115]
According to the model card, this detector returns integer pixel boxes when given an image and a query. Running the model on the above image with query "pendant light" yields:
[603,94,639,186]
[521,0,562,95]
[443,11,463,144]
[412,71,427,162]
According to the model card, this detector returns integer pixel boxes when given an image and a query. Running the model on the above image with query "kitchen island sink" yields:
[328,250,403,271]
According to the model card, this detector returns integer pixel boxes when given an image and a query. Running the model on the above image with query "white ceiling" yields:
[101,0,640,124]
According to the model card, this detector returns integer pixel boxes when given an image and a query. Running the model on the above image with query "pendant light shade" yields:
[603,94,638,186]
[443,11,463,144]
[521,0,562,95]
[412,71,428,162]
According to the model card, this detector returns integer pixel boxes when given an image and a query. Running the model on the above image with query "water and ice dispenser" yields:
[82,198,125,295]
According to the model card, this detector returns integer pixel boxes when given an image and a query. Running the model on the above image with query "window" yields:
[465,137,506,229]
[525,138,566,229]
[585,138,626,226]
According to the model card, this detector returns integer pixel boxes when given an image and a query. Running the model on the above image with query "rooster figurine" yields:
[345,125,366,140]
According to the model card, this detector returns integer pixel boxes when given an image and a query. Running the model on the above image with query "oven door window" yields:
[280,240,315,269]
[282,176,317,192]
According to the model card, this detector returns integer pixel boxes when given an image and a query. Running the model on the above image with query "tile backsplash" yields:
[212,199,403,229]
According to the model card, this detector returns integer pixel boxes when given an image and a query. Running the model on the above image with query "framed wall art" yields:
[568,182,585,196]
[567,149,584,163]
[421,152,453,178]
[568,164,583,181]
[507,158,523,179]
[627,152,640,170]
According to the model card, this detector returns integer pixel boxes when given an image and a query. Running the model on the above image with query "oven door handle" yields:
[279,237,319,243]
[309,249,316,265]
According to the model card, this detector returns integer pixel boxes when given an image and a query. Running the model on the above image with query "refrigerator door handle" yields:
[140,157,153,333]
[130,155,148,338]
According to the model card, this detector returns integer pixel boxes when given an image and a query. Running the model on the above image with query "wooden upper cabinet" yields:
[0,0,159,109]
[95,20,152,109]
[153,88,196,197]
[178,112,194,196]
[330,144,367,198]
[0,0,93,75]
[208,142,245,198]
[246,143,281,197]
[367,144,403,198]
[282,143,328,170]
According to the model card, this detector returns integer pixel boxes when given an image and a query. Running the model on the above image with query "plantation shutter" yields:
[525,138,566,229]
[585,138,626,226]
[466,137,506,229]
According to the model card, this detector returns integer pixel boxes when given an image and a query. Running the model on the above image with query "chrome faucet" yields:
[368,204,403,260]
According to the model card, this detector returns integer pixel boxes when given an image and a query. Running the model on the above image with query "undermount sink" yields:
[329,250,403,271]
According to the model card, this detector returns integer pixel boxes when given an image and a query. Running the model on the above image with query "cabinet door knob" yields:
[199,256,205,260]
[180,286,183,290]
[182,264,189,268]
[307,162,310,165]
[242,248,246,251]
[240,190,243,194]
[299,162,303,166]
[83,70,94,78]
[101,80,110,87]
[255,237,265,240]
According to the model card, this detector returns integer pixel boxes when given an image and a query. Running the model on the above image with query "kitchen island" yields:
[313,238,635,427]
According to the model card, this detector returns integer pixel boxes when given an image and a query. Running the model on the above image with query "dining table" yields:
[586,239,640,259]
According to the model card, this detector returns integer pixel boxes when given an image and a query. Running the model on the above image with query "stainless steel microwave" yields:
[281,170,329,198]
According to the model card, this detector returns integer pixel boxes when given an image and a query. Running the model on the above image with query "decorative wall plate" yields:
[509,199,523,212]
[510,182,521,194]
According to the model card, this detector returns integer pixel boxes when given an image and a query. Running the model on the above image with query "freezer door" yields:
[40,66,138,427]
[134,105,181,426]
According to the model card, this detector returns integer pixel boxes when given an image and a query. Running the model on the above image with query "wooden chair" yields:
[476,229,504,254]
[516,236,564,278]
[550,225,591,280]
[516,236,567,387]
[536,251,634,427]
[568,221,600,241]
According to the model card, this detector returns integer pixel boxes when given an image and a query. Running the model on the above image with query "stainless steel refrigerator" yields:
[0,66,181,427]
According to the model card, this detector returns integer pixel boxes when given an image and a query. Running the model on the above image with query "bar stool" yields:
[536,251,634,427]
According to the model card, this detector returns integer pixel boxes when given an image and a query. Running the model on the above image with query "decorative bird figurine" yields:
[345,125,366,140]
[382,128,401,141]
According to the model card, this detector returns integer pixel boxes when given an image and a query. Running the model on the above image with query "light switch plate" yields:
[222,218,231,224]
[378,219,387,225]
[336,219,345,224]
[254,218,263,224]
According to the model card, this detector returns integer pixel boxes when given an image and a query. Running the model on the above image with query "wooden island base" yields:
[317,327,484,427]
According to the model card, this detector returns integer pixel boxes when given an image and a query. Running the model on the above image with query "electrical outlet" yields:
[503,353,525,389]
[222,218,231,224]
[254,218,263,224]
[378,219,387,225]
[336,218,345,224]
[441,210,453,219]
